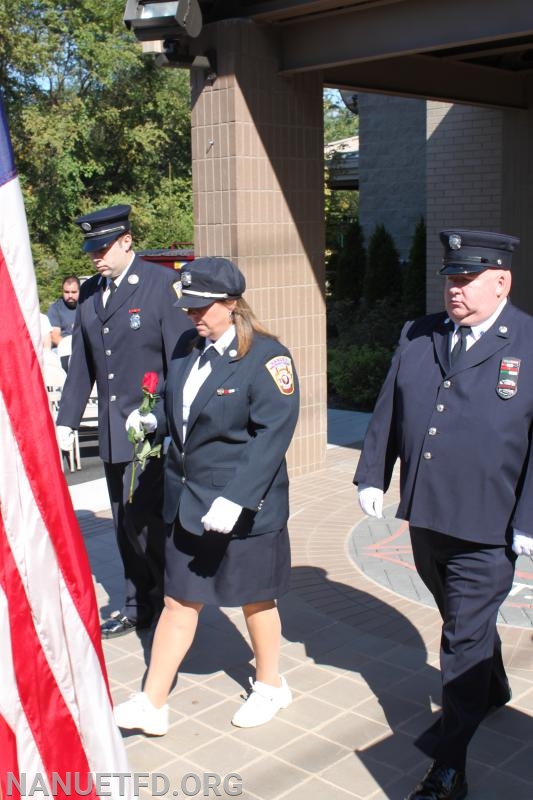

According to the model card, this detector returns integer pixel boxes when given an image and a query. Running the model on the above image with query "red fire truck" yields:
[137,243,194,271]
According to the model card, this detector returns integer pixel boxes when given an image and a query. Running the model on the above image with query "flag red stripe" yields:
[0,251,107,686]
[0,518,99,800]
[0,712,20,800]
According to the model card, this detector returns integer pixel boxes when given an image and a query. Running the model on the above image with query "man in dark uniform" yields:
[354,229,533,800]
[56,204,191,638]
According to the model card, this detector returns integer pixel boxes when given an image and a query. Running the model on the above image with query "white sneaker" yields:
[114,692,169,736]
[231,676,292,728]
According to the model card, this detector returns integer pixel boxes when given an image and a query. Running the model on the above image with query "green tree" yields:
[0,0,193,307]
[332,218,366,302]
[402,216,427,318]
[323,89,358,143]
[363,224,402,306]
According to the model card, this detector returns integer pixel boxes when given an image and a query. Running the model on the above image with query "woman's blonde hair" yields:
[227,297,278,357]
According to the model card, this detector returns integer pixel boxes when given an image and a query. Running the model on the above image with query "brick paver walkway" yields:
[77,435,533,800]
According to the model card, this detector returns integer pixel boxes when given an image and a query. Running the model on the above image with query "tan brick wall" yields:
[358,92,426,261]
[426,102,504,312]
[501,107,533,312]
[191,19,327,474]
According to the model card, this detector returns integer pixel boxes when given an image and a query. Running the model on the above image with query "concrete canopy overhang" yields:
[197,0,533,109]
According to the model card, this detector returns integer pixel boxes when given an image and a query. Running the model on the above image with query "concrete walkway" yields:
[73,410,533,800]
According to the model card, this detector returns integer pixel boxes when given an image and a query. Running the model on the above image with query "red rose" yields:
[128,371,162,502]
[142,372,158,395]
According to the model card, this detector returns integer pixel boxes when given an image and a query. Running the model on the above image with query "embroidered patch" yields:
[129,309,141,330]
[172,280,182,299]
[265,356,295,395]
[496,357,520,399]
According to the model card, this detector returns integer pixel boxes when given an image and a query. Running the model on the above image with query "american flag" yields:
[0,96,132,799]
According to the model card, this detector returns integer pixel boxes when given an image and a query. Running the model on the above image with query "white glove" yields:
[125,409,157,434]
[56,425,74,451]
[358,484,384,518]
[201,496,243,534]
[512,529,533,556]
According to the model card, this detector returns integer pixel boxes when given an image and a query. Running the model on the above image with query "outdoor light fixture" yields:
[124,0,202,42]
[152,40,217,82]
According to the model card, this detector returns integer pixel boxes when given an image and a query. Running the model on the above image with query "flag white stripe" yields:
[0,175,41,349]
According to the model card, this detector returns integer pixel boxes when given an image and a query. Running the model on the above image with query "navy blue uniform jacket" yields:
[354,302,533,544]
[57,256,190,462]
[155,331,300,536]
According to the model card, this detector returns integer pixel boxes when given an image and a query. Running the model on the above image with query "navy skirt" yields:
[164,522,291,606]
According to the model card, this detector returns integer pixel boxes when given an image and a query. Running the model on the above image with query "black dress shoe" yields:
[405,761,468,800]
[100,612,152,639]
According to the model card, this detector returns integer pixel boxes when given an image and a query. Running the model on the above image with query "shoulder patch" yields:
[265,355,295,395]
[172,280,182,299]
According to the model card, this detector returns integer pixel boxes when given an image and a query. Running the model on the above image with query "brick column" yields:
[190,20,326,474]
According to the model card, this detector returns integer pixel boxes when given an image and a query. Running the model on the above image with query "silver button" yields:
[436,404,444,412]
[181,476,186,484]
[428,427,437,436]
[423,451,432,460]
[103,327,109,334]
[105,349,111,356]
[443,380,451,389]
[110,395,116,402]
[108,373,114,379]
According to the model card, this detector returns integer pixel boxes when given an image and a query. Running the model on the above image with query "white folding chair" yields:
[56,335,72,371]
[80,385,99,430]
[75,384,99,468]
[43,361,80,472]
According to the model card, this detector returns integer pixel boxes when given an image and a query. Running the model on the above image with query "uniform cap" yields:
[174,257,246,308]
[439,229,519,275]
[74,204,131,253]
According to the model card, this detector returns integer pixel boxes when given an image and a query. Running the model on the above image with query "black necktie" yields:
[198,346,219,368]
[104,279,117,307]
[450,325,472,366]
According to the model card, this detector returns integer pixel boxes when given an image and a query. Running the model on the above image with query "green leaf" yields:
[127,426,144,445]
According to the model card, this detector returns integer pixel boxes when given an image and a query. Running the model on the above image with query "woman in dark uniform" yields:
[114,257,300,734]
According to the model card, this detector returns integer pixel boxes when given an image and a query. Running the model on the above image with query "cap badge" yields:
[128,274,139,285]
[81,222,92,232]
[181,271,192,287]
[448,233,462,250]
[172,280,182,299]
[496,357,520,399]
[265,355,295,396]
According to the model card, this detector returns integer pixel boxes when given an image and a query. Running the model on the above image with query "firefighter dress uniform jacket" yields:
[355,301,533,544]
[57,255,191,462]
[155,330,300,537]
